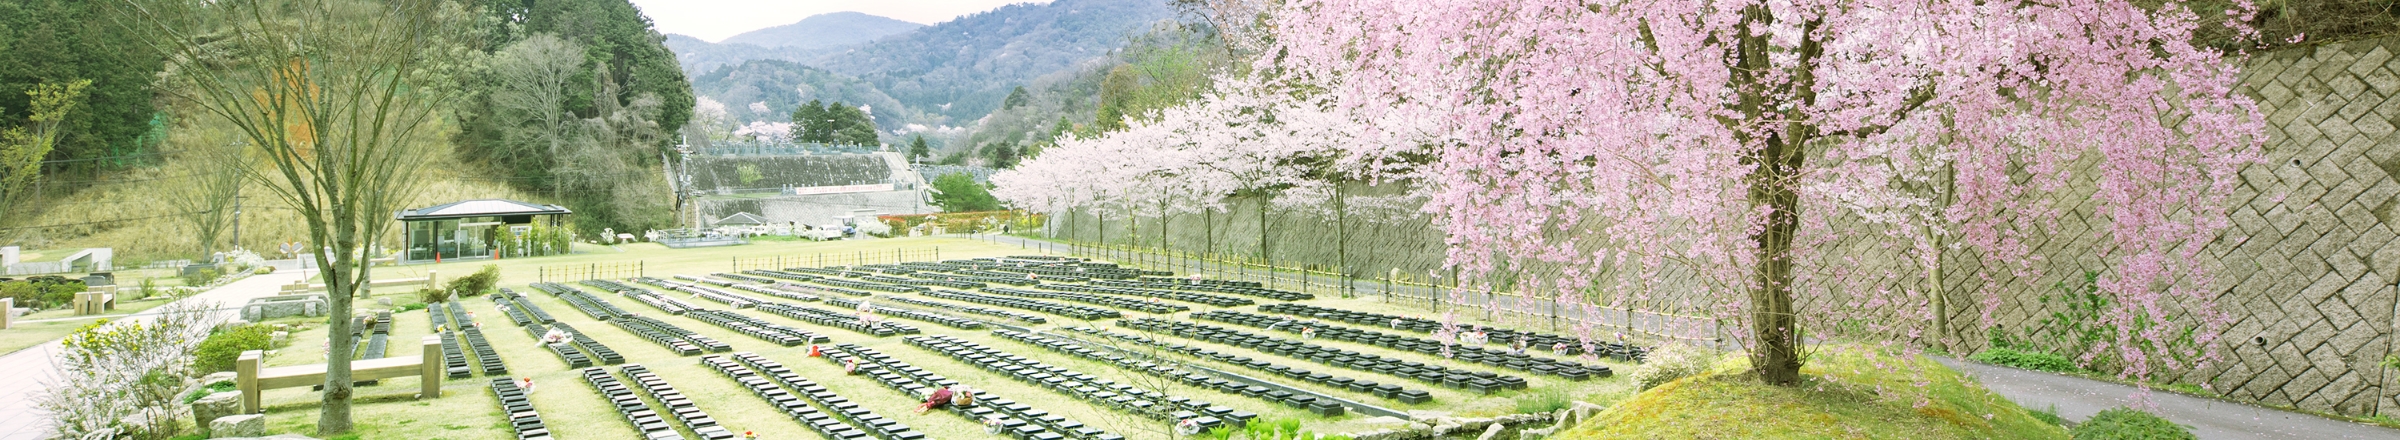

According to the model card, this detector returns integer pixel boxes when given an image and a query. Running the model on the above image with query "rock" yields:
[1475,423,1506,440]
[211,414,266,438]
[376,297,392,307]
[270,331,290,347]
[1355,416,1410,426]
[199,372,238,386]
[190,392,242,436]
[1519,426,1560,440]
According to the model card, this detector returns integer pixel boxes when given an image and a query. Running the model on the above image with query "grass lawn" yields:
[1561,346,2069,439]
[0,295,183,356]
[233,236,1635,438]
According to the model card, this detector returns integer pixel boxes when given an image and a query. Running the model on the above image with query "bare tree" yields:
[488,33,585,200]
[107,0,464,434]
[162,123,247,257]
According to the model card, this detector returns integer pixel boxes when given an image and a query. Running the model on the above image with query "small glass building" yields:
[395,199,571,263]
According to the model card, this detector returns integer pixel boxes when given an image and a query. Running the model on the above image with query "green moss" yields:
[1970,347,2083,373]
[1563,346,2069,440]
[2070,407,2194,440]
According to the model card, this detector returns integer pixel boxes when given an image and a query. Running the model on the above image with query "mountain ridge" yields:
[719,11,924,49]
[670,0,1179,146]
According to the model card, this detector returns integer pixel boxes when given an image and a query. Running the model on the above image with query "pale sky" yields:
[629,0,1052,42]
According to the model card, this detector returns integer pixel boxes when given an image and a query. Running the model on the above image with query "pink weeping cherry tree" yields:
[1274,0,2266,385]
[996,75,1442,255]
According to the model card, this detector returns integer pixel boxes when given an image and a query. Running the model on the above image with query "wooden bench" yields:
[286,271,437,295]
[235,335,442,413]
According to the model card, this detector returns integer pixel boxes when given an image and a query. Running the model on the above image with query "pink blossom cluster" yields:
[993,75,1443,219]
[1268,0,2264,380]
[1002,0,2269,384]
[733,121,795,144]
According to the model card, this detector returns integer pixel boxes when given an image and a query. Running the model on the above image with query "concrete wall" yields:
[1041,37,2400,417]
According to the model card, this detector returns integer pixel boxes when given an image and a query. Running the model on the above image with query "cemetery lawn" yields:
[241,236,1637,438]
[367,236,1026,291]
[0,295,179,355]
[1562,346,2068,439]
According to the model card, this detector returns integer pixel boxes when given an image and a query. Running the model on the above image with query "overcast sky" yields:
[629,0,1051,42]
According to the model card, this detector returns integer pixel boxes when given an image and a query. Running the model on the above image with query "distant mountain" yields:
[666,0,1179,144]
[816,0,1177,121]
[664,34,831,74]
[688,60,923,134]
[722,12,924,50]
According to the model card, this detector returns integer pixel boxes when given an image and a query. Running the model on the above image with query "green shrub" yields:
[2029,404,2066,427]
[1970,346,2082,373]
[1630,343,1720,390]
[0,277,87,308]
[2071,407,2194,440]
[444,265,500,298]
[182,268,222,288]
[1513,387,1573,413]
[394,302,427,312]
[191,325,272,373]
[181,380,237,404]
[418,288,452,304]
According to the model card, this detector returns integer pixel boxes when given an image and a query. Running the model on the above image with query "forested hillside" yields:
[0,0,163,176]
[813,0,1176,122]
[688,60,919,134]
[668,0,1177,153]
[452,0,696,233]
[0,0,698,262]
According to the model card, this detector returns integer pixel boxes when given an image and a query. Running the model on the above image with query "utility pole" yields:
[231,192,245,252]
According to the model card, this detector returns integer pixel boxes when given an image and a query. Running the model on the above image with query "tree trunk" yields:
[318,206,358,434]
[1336,183,1348,298]
[1746,140,1804,386]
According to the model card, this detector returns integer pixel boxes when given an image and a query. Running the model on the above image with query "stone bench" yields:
[236,335,441,413]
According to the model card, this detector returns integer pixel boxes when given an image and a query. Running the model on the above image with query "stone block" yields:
[210,414,266,438]
[191,392,242,436]
[241,295,327,321]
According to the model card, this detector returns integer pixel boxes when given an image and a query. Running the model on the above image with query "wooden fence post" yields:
[419,335,441,398]
[237,350,263,413]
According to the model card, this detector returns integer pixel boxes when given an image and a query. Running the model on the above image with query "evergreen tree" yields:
[790,99,828,142]
[1092,66,1138,132]
[928,172,1000,212]
[983,141,1020,168]
[908,135,930,160]
[1002,86,1031,109]
[0,0,164,173]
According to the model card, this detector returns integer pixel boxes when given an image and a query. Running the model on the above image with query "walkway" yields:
[1940,358,2400,439]
[976,233,2400,439]
[0,261,310,440]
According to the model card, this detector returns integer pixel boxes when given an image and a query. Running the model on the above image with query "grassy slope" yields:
[1560,347,2067,440]
[9,115,546,264]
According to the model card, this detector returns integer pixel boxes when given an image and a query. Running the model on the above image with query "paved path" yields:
[0,261,309,440]
[977,233,2400,439]
[1939,357,2400,439]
